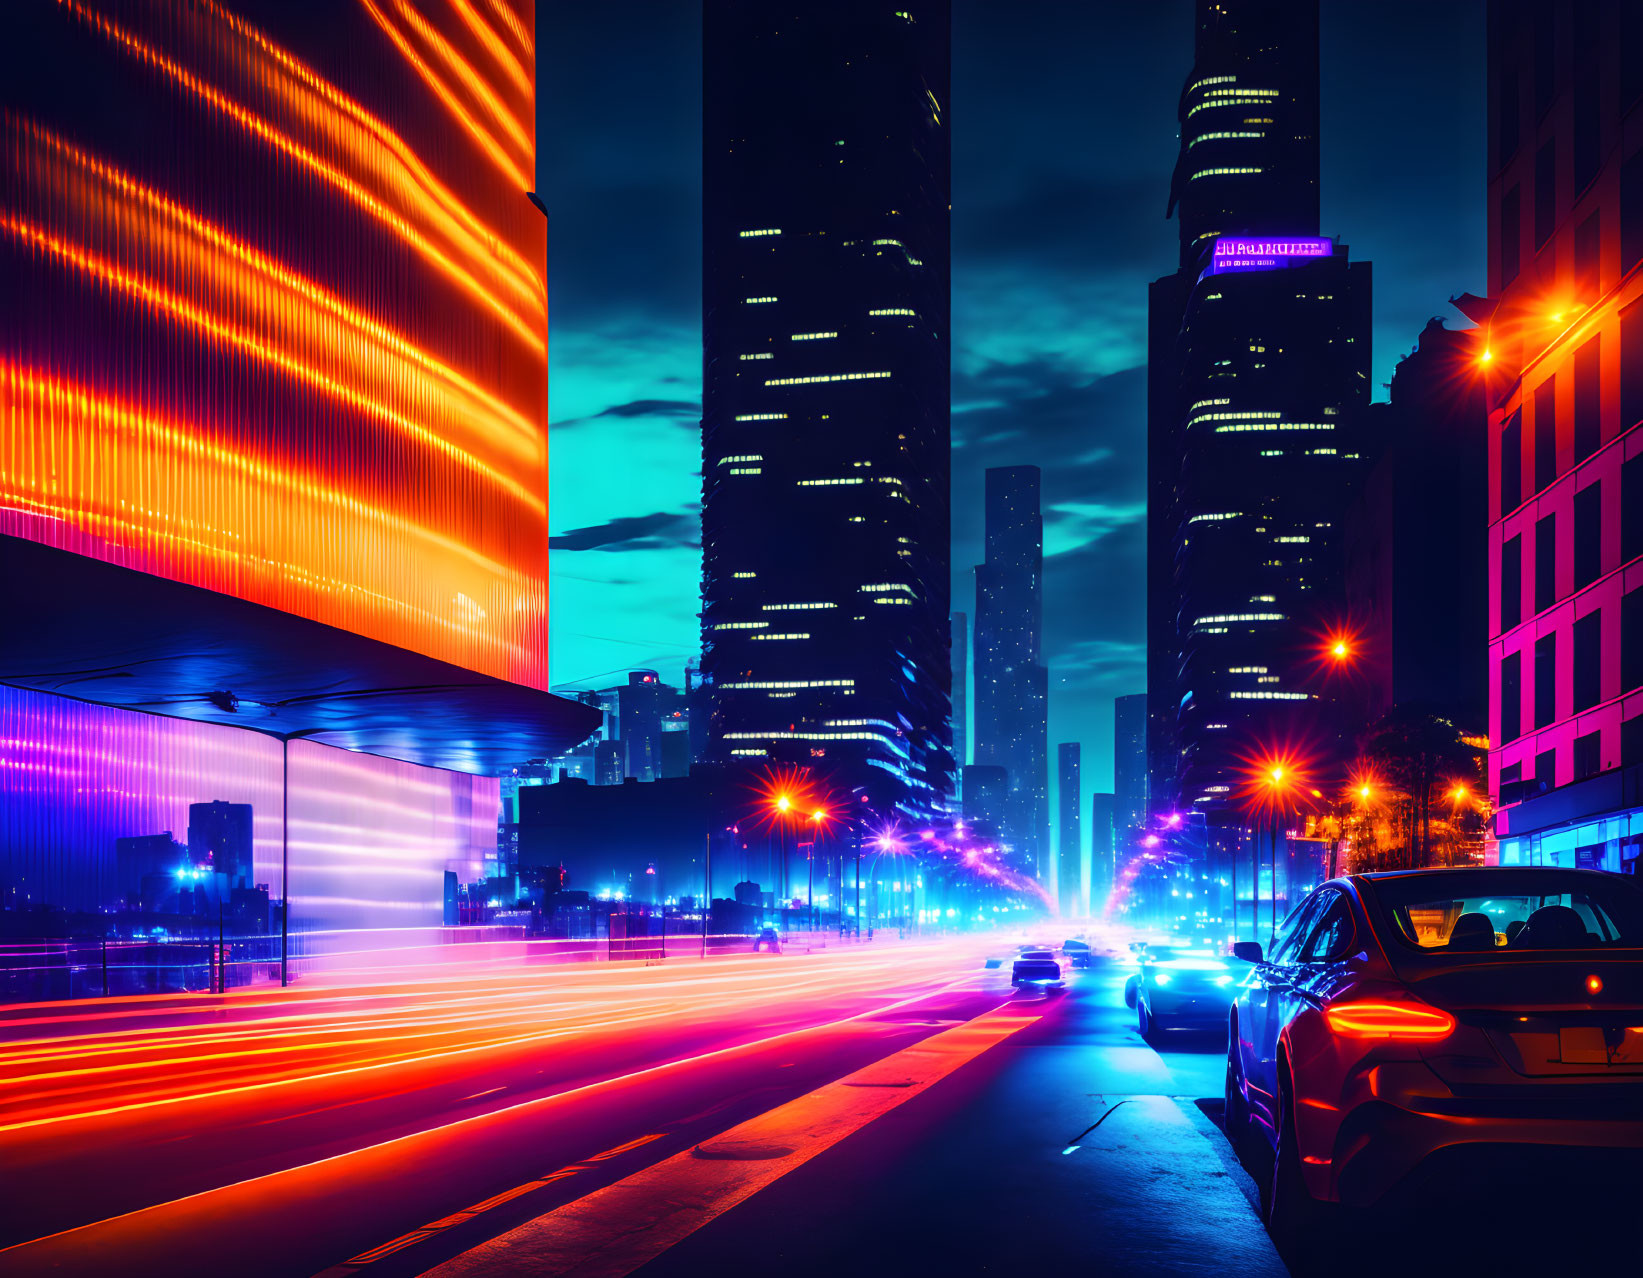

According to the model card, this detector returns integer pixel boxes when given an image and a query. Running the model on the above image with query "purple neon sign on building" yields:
[1209,236,1334,274]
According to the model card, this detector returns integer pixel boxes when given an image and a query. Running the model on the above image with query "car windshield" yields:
[1365,870,1643,953]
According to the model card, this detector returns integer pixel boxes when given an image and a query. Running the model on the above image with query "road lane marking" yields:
[320,1136,666,1274]
[420,1009,1039,1278]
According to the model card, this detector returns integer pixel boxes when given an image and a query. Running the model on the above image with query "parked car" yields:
[1224,867,1643,1250]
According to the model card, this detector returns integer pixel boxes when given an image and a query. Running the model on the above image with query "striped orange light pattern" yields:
[3,0,548,687]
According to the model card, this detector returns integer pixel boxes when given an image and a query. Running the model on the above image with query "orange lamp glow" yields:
[1587,974,1603,996]
[1324,1002,1455,1040]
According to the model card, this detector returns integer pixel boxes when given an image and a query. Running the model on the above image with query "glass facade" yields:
[700,1,952,819]
[1,687,496,993]
[0,0,541,995]
[1497,814,1643,875]
[1,0,547,687]
[1147,0,1372,821]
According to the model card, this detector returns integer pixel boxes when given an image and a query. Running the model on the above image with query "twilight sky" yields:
[537,0,1485,802]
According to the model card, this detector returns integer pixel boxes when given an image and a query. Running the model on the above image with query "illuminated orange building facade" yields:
[1,1,597,981]
[3,0,549,686]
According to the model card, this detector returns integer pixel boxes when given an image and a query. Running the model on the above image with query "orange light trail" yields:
[192,0,540,283]
[59,0,545,337]
[0,944,993,1268]
[0,944,985,1136]
[10,0,554,685]
[480,0,535,62]
[448,0,533,100]
[382,0,533,162]
[20,123,537,452]
[0,215,540,508]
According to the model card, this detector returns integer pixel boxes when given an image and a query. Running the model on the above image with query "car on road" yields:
[1063,938,1092,969]
[1130,945,1236,1040]
[1012,948,1064,989]
[1223,867,1643,1249]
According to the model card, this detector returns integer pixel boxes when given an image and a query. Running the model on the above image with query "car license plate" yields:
[1559,1026,1643,1065]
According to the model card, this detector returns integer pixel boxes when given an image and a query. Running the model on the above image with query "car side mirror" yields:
[1232,941,1264,964]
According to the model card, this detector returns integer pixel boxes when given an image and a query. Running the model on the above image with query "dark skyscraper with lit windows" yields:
[1147,0,1373,825]
[974,466,1048,875]
[1057,743,1082,916]
[700,1,952,819]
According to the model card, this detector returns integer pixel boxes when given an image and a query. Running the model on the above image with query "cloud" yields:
[549,510,699,553]
[593,398,699,420]
[555,395,700,430]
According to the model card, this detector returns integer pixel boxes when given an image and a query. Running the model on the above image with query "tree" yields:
[1351,708,1485,870]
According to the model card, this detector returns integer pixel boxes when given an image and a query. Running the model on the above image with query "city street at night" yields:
[0,939,1285,1278]
[5,0,1643,1273]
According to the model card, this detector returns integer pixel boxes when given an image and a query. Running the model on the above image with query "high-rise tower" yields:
[700,1,952,819]
[1057,743,1082,916]
[1113,692,1149,830]
[1147,0,1373,828]
[974,466,1048,876]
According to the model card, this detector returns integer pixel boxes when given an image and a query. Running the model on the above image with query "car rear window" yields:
[1366,871,1643,953]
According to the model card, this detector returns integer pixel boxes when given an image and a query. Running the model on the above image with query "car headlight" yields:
[1153,971,1172,986]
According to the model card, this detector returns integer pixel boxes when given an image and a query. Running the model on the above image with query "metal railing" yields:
[0,923,879,1005]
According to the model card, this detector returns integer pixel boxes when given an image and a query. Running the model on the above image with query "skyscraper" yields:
[1345,319,1489,732]
[1147,0,1372,826]
[188,801,255,891]
[952,611,970,795]
[1488,1,1643,875]
[1113,692,1149,830]
[973,466,1048,876]
[700,1,952,820]
[619,670,668,783]
[1056,743,1082,916]
[0,1,596,945]
[1089,792,1116,909]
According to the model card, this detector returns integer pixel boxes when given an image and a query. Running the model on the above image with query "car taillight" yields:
[1324,1001,1455,1040]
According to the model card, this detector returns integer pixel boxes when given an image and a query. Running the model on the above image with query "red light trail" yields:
[0,940,1005,1271]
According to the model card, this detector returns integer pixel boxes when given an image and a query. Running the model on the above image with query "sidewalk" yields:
[637,988,1290,1278]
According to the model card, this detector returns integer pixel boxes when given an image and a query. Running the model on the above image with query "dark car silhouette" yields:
[1223,867,1643,1249]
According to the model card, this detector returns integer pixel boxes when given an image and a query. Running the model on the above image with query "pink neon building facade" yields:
[1487,1,1643,873]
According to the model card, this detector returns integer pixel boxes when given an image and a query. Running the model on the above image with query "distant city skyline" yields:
[539,1,1486,797]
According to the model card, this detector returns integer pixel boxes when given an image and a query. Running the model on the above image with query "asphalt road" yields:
[0,938,1297,1278]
